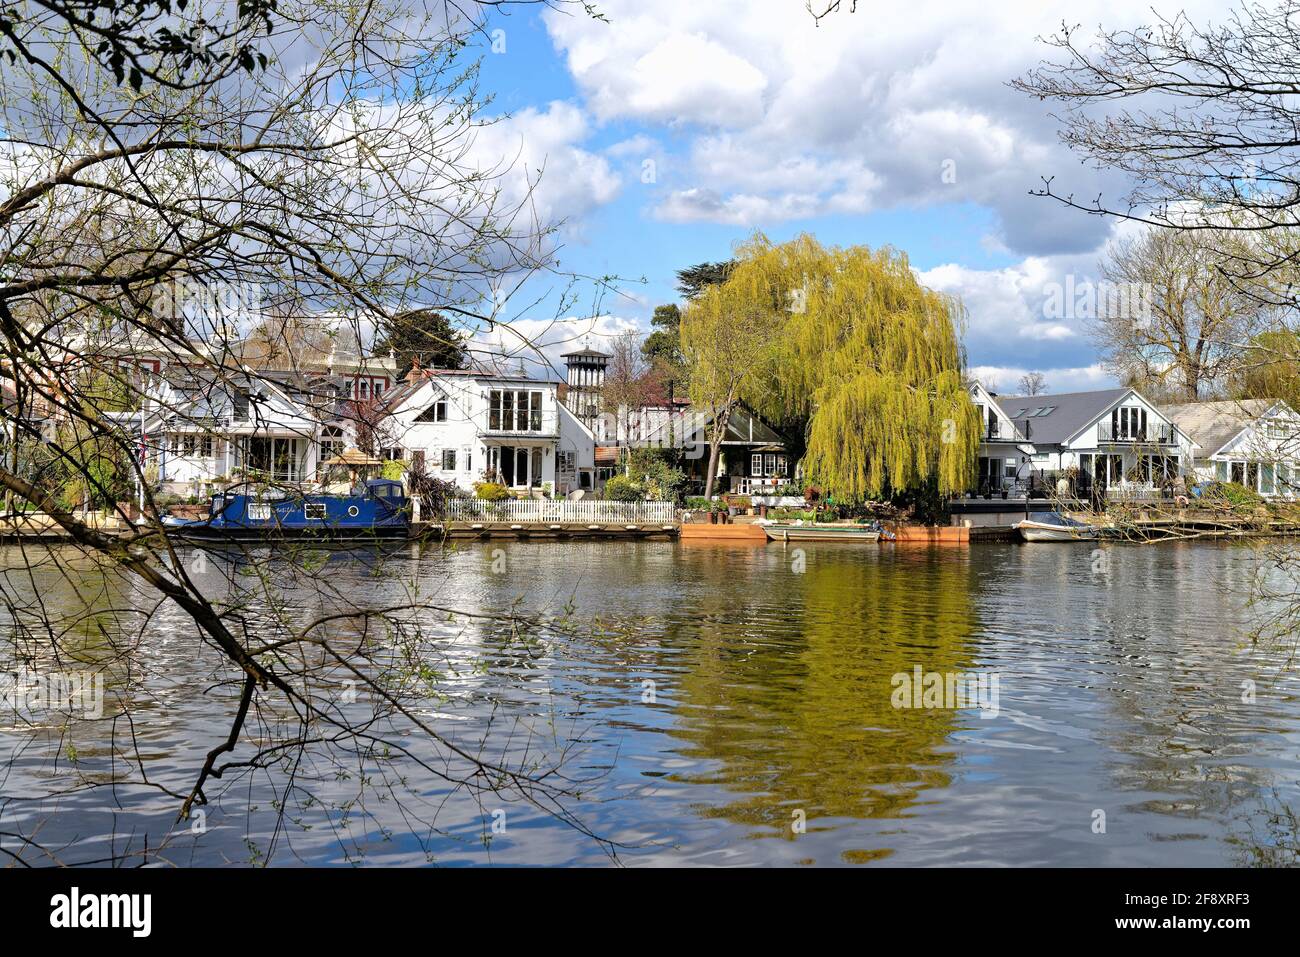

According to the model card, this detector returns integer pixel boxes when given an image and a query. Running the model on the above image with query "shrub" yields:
[625,447,687,501]
[684,496,712,510]
[381,459,408,481]
[473,481,509,501]
[603,475,644,501]
[1206,481,1262,508]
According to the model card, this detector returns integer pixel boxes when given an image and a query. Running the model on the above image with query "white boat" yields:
[762,523,882,543]
[1014,511,1098,542]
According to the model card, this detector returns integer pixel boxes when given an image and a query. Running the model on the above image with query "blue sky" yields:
[465,0,1225,393]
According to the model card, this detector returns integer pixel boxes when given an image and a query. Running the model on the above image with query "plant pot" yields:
[708,512,717,524]
[1000,491,1008,500]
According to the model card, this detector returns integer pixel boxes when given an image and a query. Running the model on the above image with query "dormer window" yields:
[416,397,448,423]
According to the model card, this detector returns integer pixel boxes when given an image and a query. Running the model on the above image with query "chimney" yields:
[406,355,422,383]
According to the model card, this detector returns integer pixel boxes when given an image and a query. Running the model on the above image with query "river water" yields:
[2,538,1299,866]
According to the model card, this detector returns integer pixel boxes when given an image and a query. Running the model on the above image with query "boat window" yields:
[304,503,327,520]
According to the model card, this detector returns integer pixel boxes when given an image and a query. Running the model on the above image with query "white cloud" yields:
[542,0,1227,253]
[467,314,643,380]
[470,101,622,235]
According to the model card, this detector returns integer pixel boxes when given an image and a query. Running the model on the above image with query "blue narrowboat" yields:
[165,479,410,539]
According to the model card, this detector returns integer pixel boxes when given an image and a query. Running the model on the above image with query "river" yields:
[2,538,1298,866]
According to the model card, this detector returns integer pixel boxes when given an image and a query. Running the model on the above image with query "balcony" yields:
[1097,422,1176,445]
[482,410,559,438]
[983,420,1015,441]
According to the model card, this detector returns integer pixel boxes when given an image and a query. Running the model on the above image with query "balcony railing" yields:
[482,411,559,437]
[1097,422,1175,444]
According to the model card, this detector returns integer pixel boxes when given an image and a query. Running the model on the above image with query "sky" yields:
[464,0,1226,393]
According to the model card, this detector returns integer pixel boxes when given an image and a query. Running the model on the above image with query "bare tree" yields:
[0,0,623,866]
[1092,227,1269,400]
[1011,4,1300,301]
[601,329,654,444]
[1018,372,1047,396]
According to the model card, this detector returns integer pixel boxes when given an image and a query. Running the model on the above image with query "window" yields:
[416,398,447,423]
[357,379,370,400]
[489,390,544,431]
[239,437,301,481]
[320,426,344,461]
[304,503,327,520]
[1262,463,1275,495]
[751,453,763,476]
[558,450,574,472]
[441,449,456,471]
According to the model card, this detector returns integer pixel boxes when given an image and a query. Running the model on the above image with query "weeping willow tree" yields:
[703,233,980,502]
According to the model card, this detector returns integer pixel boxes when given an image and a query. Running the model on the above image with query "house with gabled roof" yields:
[380,364,596,495]
[971,384,1198,495]
[111,369,324,495]
[1160,398,1300,497]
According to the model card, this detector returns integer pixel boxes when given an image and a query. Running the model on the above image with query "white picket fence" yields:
[439,498,678,524]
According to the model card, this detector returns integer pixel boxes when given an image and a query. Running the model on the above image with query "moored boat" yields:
[762,522,883,543]
[168,479,410,540]
[1014,511,1098,542]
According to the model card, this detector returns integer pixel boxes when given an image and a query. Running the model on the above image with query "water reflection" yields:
[1,539,1299,866]
[664,546,979,849]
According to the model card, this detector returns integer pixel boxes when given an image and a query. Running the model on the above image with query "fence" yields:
[439,499,678,524]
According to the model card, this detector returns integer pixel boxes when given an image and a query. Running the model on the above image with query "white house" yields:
[1161,399,1300,497]
[972,384,1198,493]
[132,372,323,495]
[382,367,596,494]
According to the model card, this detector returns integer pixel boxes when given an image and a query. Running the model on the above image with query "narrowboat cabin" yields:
[166,479,410,539]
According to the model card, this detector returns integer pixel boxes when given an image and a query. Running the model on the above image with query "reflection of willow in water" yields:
[663,547,980,838]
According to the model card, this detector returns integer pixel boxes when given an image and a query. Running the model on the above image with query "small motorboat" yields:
[1014,511,1098,542]
[762,522,884,543]
[167,479,410,540]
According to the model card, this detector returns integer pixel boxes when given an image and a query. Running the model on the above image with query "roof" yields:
[639,403,787,447]
[1159,398,1277,457]
[594,446,620,465]
[992,388,1130,445]
[560,347,610,360]
[320,447,383,467]
[381,364,558,414]
[233,316,396,374]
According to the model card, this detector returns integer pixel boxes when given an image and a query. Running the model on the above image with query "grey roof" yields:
[991,388,1130,445]
[1159,399,1276,458]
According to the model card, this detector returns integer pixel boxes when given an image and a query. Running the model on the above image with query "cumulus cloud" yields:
[542,0,1226,255]
[469,101,622,236]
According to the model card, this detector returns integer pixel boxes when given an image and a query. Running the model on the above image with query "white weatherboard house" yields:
[1160,399,1300,498]
[971,383,1198,493]
[382,367,596,494]
[137,372,323,495]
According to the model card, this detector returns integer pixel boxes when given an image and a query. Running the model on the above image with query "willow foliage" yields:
[720,233,980,500]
